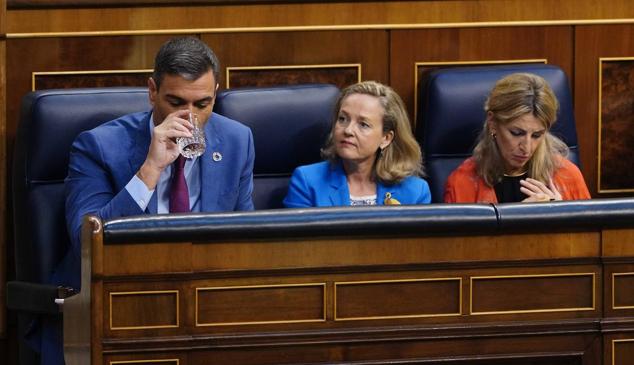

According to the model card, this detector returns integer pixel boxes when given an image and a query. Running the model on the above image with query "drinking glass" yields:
[177,113,206,158]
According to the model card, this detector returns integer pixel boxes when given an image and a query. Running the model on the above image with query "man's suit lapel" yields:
[328,162,349,206]
[200,113,222,211]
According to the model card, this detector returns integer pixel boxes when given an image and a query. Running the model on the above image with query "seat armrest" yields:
[6,281,76,314]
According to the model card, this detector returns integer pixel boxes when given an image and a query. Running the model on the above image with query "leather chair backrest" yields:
[13,87,150,284]
[214,83,340,209]
[417,64,579,202]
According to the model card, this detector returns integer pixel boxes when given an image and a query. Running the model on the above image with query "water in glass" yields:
[177,113,206,158]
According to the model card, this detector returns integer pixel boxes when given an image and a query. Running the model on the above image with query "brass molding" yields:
[469,272,596,315]
[31,69,152,91]
[110,360,179,365]
[414,59,547,123]
[334,277,462,321]
[195,282,327,327]
[597,57,634,193]
[225,63,362,89]
[612,338,634,365]
[109,290,179,331]
[612,272,634,309]
[7,18,634,39]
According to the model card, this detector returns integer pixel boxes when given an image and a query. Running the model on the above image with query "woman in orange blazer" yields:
[444,73,590,203]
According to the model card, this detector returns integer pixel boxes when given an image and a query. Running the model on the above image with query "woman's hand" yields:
[520,178,562,202]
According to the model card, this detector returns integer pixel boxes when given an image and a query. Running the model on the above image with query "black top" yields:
[494,173,528,203]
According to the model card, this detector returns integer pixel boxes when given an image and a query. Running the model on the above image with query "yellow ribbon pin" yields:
[383,192,401,205]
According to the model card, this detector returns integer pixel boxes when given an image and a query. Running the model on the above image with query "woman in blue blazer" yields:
[284,81,431,207]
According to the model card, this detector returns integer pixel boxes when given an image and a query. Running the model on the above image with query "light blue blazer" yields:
[283,161,431,208]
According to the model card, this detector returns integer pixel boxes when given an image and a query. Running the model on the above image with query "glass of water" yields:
[177,113,206,158]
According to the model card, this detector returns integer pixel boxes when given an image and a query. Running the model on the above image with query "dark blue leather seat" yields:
[215,83,340,209]
[11,87,150,364]
[417,64,580,202]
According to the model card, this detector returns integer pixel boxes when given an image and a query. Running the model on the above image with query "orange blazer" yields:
[444,157,591,203]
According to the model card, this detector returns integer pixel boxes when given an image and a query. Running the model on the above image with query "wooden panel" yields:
[603,228,634,256]
[6,0,634,34]
[226,64,359,89]
[613,339,634,365]
[203,31,388,89]
[390,26,573,127]
[33,70,150,90]
[196,283,325,326]
[334,278,461,320]
[0,0,6,344]
[613,273,634,309]
[180,334,597,365]
[191,232,599,272]
[106,354,182,365]
[109,290,179,330]
[575,24,634,197]
[597,58,634,193]
[5,35,171,146]
[471,273,595,315]
[102,242,193,276]
[110,361,178,365]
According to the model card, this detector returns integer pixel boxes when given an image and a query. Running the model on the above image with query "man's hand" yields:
[520,177,562,203]
[137,110,193,189]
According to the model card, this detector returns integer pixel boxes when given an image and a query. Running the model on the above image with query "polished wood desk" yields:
[64,200,634,365]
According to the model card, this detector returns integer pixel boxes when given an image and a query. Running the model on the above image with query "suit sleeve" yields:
[283,167,314,208]
[235,128,255,211]
[556,160,591,200]
[417,179,432,204]
[443,172,458,203]
[64,132,144,253]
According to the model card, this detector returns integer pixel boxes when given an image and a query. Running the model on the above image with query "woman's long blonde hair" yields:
[473,73,569,186]
[321,81,423,184]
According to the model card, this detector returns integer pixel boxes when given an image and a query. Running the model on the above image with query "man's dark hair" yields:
[152,37,220,90]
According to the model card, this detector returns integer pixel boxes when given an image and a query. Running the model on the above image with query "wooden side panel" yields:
[575,24,634,197]
[0,0,6,344]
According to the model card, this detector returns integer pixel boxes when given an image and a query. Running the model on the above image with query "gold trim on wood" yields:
[225,63,362,89]
[31,69,152,91]
[414,59,547,123]
[7,18,634,39]
[469,272,596,315]
[110,360,179,365]
[195,283,327,327]
[597,57,634,193]
[612,272,634,309]
[333,277,462,321]
[612,338,634,365]
[109,290,179,331]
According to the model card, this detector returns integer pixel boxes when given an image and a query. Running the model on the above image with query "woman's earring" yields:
[491,133,497,139]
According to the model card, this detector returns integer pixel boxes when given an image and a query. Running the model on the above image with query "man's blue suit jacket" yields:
[283,161,431,207]
[61,110,254,289]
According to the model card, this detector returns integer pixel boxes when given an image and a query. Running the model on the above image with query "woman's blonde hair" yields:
[473,72,569,186]
[321,81,423,184]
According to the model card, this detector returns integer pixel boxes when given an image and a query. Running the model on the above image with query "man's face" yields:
[148,70,217,126]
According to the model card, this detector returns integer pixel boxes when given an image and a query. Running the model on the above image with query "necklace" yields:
[503,170,527,177]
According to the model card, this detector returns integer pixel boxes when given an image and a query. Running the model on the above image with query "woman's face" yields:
[489,113,547,175]
[333,93,393,166]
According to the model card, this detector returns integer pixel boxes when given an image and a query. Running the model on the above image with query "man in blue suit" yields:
[33,37,254,365]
